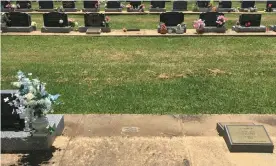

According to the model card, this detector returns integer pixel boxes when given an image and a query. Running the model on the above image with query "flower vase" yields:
[32,116,49,135]
[196,28,204,34]
[160,29,167,34]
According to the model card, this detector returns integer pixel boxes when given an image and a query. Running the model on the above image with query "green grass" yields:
[1,36,276,114]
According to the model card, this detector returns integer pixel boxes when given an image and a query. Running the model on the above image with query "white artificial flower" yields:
[4,97,9,102]
[59,19,63,24]
[28,73,32,76]
[25,93,35,101]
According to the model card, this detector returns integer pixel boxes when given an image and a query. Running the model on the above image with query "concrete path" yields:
[2,29,276,37]
[2,114,276,166]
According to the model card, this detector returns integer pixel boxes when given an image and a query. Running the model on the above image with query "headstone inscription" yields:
[199,12,224,27]
[42,12,71,33]
[216,122,255,136]
[223,125,274,153]
[1,90,25,131]
[149,1,166,12]
[43,12,69,27]
[38,1,54,12]
[172,1,188,11]
[105,1,122,12]
[83,0,100,12]
[62,0,77,12]
[15,1,32,12]
[84,13,105,27]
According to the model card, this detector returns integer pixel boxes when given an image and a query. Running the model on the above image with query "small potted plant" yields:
[216,15,227,27]
[68,18,79,31]
[5,71,60,135]
[102,16,111,33]
[159,23,167,34]
[193,19,205,34]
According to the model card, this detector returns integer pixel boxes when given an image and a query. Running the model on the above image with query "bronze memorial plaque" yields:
[224,125,274,153]
[216,122,255,136]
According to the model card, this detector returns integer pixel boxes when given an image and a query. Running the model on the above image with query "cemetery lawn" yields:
[1,36,276,114]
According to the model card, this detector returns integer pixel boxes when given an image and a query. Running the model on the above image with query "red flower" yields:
[268,4,272,8]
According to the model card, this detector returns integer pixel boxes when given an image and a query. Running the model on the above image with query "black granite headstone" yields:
[160,12,184,26]
[106,1,121,8]
[241,1,255,8]
[62,1,76,9]
[239,14,261,27]
[173,1,188,11]
[84,13,105,27]
[129,1,142,8]
[16,1,32,9]
[39,1,54,9]
[266,1,276,8]
[197,0,210,8]
[218,1,232,8]
[1,90,25,131]
[83,0,99,8]
[199,12,224,26]
[1,0,11,9]
[151,1,165,8]
[5,12,31,27]
[43,12,69,27]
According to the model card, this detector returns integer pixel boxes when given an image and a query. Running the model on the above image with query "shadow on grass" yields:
[14,146,61,166]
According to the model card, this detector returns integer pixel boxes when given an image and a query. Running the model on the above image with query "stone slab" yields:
[41,26,72,33]
[63,8,78,12]
[217,8,235,12]
[217,122,255,136]
[36,9,55,12]
[149,8,166,12]
[232,25,266,32]
[1,114,64,153]
[223,125,274,153]
[203,26,227,33]
[86,28,101,34]
[104,8,122,12]
[82,8,100,12]
[1,26,35,33]
[239,8,258,12]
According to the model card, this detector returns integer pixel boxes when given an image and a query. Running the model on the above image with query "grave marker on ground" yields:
[232,14,266,32]
[62,0,77,12]
[83,0,100,12]
[158,12,186,34]
[240,0,257,12]
[196,0,210,12]
[217,1,234,12]
[172,1,188,11]
[105,1,122,12]
[15,1,33,12]
[79,13,110,33]
[149,1,166,12]
[38,0,54,12]
[1,12,36,32]
[199,12,227,33]
[41,12,72,33]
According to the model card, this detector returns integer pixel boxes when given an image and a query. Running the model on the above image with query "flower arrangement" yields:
[266,4,273,12]
[68,18,79,30]
[139,4,145,12]
[216,15,227,27]
[126,4,132,9]
[160,23,167,34]
[245,22,251,27]
[5,71,60,133]
[193,19,205,33]
[103,16,110,27]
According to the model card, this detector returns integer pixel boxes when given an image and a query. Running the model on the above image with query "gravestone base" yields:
[217,8,235,12]
[41,26,72,33]
[1,26,35,33]
[82,8,100,12]
[105,8,122,12]
[15,9,33,12]
[36,9,55,12]
[198,8,212,12]
[127,8,143,12]
[86,28,101,34]
[203,26,227,33]
[232,25,266,32]
[149,8,166,12]
[239,8,258,12]
[269,25,276,31]
[79,27,111,33]
[172,9,188,12]
[1,114,64,153]
[64,8,78,12]
[157,24,186,34]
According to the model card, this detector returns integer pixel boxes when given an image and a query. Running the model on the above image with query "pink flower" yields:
[105,16,110,22]
[268,4,272,8]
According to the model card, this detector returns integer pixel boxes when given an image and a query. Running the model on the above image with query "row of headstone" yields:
[1,1,276,12]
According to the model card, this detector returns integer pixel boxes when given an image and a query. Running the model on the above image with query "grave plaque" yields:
[216,122,255,136]
[84,13,105,27]
[199,12,224,27]
[6,12,31,27]
[16,1,32,9]
[62,1,75,9]
[241,1,255,8]
[239,14,261,27]
[1,90,25,131]
[83,0,98,9]
[129,1,141,8]
[43,12,68,27]
[218,1,232,8]
[196,0,210,8]
[224,125,274,153]
[106,1,121,8]
[160,12,184,26]
[151,1,165,8]
[266,1,276,8]
[172,1,188,11]
[39,1,54,9]
[1,0,10,9]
